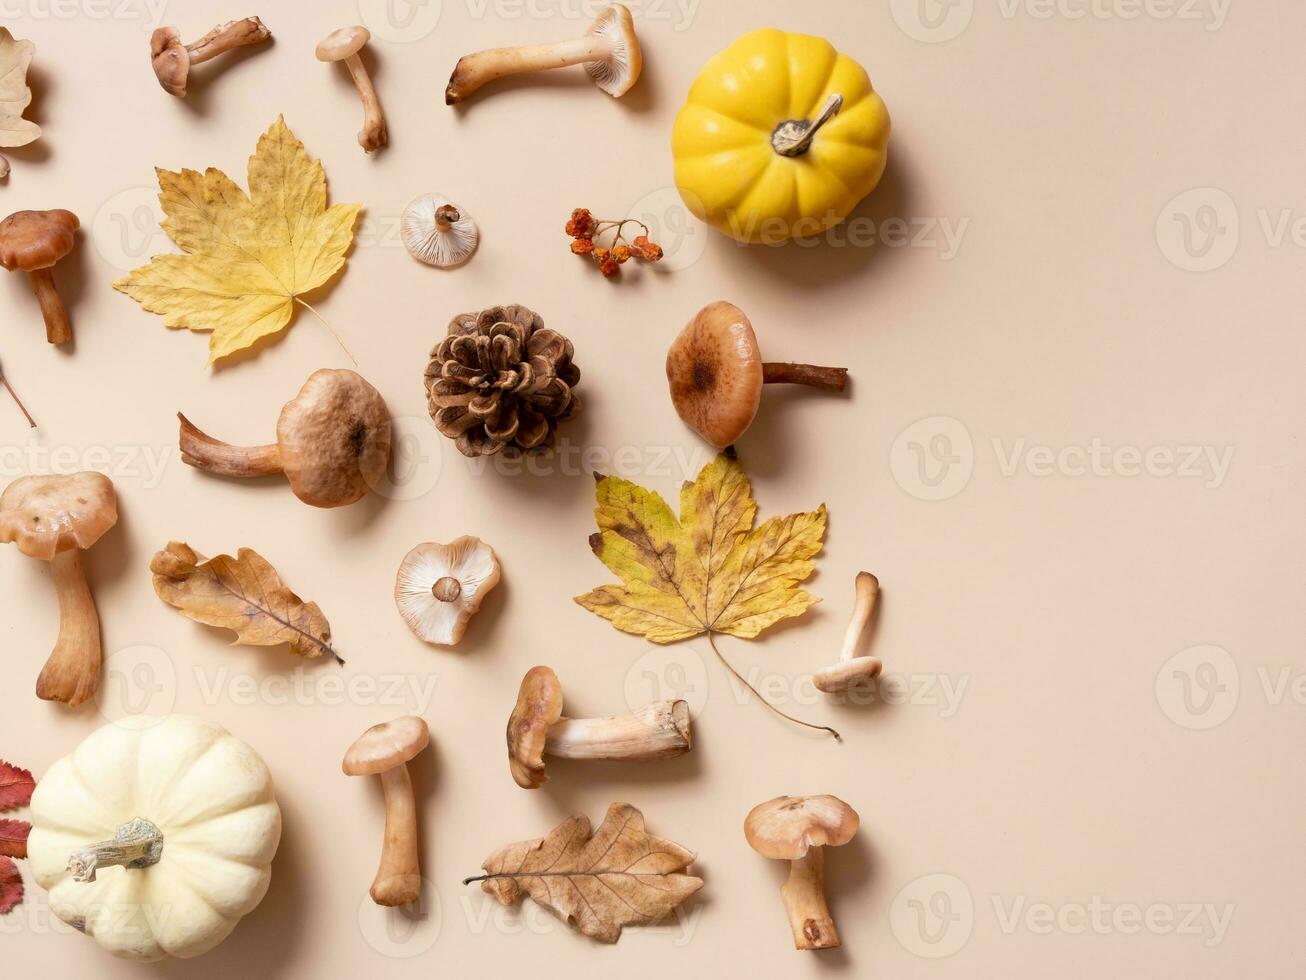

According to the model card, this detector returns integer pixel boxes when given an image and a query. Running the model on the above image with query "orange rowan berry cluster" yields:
[567,208,664,278]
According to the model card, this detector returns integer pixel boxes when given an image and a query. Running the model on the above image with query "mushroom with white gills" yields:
[744,795,860,951]
[0,209,79,345]
[343,717,430,907]
[0,472,117,706]
[445,3,642,104]
[401,194,479,268]
[395,537,501,646]
[506,666,690,789]
[666,300,849,449]
[316,26,387,153]
[150,17,271,98]
[814,572,882,693]
[177,369,392,509]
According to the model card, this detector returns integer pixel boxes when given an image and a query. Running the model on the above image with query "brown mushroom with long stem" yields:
[814,572,882,693]
[667,301,849,448]
[150,17,271,98]
[507,666,691,789]
[178,368,392,508]
[0,209,79,345]
[344,716,430,907]
[744,795,860,951]
[445,3,642,104]
[316,26,387,153]
[0,472,117,706]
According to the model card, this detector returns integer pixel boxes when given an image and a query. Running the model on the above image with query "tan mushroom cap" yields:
[317,25,370,62]
[344,716,430,776]
[506,666,563,789]
[813,657,883,693]
[666,301,764,449]
[149,27,190,97]
[744,795,860,861]
[0,472,118,562]
[0,210,79,273]
[586,4,642,97]
[276,369,392,508]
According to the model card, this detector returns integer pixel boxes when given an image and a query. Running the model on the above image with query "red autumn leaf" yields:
[0,761,34,812]
[0,820,29,859]
[0,856,22,914]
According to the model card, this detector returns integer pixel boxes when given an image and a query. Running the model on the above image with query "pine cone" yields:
[425,304,582,457]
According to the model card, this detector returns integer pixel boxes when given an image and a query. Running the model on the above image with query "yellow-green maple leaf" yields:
[576,453,826,642]
[113,116,361,364]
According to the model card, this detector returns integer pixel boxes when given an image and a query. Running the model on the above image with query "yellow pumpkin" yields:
[672,29,891,244]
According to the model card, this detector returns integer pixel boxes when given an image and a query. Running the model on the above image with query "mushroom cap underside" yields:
[401,194,479,268]
[394,536,502,645]
[744,794,860,859]
[666,300,764,448]
[586,3,642,97]
[0,209,79,272]
[343,716,430,775]
[0,471,118,560]
[507,666,563,788]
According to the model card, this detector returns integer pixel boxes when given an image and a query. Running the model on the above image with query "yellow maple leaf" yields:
[113,116,362,364]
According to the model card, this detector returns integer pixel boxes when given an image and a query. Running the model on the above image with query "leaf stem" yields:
[707,633,840,740]
[294,298,359,367]
[0,364,37,428]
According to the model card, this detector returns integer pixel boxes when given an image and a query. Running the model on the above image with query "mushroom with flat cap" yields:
[150,17,271,98]
[395,536,501,646]
[667,301,850,449]
[0,472,117,706]
[401,193,478,268]
[316,26,387,153]
[507,666,691,789]
[343,716,430,907]
[0,209,79,345]
[177,369,392,508]
[445,3,642,104]
[744,794,860,951]
[814,572,883,693]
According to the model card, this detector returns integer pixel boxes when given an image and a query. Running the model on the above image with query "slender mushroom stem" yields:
[761,363,848,391]
[343,53,387,152]
[446,35,615,103]
[839,572,878,664]
[177,413,284,478]
[28,268,71,345]
[36,549,102,707]
[772,94,844,158]
[545,700,691,761]
[185,17,269,65]
[371,764,421,907]
[781,848,839,950]
[66,818,164,883]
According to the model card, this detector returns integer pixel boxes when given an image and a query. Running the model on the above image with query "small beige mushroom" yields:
[445,3,642,104]
[394,537,501,646]
[401,194,478,268]
[506,665,691,789]
[814,572,883,693]
[343,717,429,907]
[316,26,387,153]
[150,17,271,98]
[744,795,860,951]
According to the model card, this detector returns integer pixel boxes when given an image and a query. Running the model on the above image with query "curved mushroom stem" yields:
[28,268,71,345]
[772,94,844,158]
[66,818,164,883]
[545,700,691,761]
[839,572,878,663]
[371,764,421,907]
[177,413,284,478]
[185,17,269,65]
[36,550,102,707]
[762,362,848,391]
[781,848,839,950]
[445,35,615,103]
[343,53,387,152]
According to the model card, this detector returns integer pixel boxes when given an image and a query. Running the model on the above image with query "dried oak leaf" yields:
[467,803,703,944]
[0,856,21,914]
[0,819,29,859]
[0,28,41,178]
[112,116,362,364]
[151,541,341,663]
[0,761,34,812]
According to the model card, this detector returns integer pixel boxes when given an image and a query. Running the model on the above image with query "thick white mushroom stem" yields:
[186,17,269,65]
[343,53,387,152]
[839,572,878,662]
[781,848,839,951]
[545,700,691,761]
[178,414,284,478]
[66,818,164,883]
[446,34,617,103]
[36,550,102,707]
[371,764,421,907]
[28,268,71,345]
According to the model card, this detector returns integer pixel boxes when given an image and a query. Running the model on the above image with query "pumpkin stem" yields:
[771,93,844,157]
[66,818,165,883]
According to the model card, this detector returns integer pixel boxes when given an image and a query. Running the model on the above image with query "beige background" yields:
[0,0,1297,975]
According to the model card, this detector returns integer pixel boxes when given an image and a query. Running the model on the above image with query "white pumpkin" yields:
[27,715,282,961]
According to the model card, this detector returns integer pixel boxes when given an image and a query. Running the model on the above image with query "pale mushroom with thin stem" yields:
[395,537,501,646]
[316,26,387,153]
[744,795,860,951]
[814,572,882,693]
[0,209,79,345]
[150,17,271,98]
[344,717,430,907]
[0,472,117,707]
[507,666,691,789]
[402,194,479,268]
[445,3,642,104]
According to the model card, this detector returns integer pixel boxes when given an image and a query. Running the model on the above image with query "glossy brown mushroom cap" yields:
[316,25,370,62]
[149,27,190,97]
[276,369,392,508]
[586,4,643,97]
[0,472,118,561]
[744,795,860,860]
[506,666,564,788]
[666,301,764,449]
[0,210,79,272]
[343,716,430,776]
